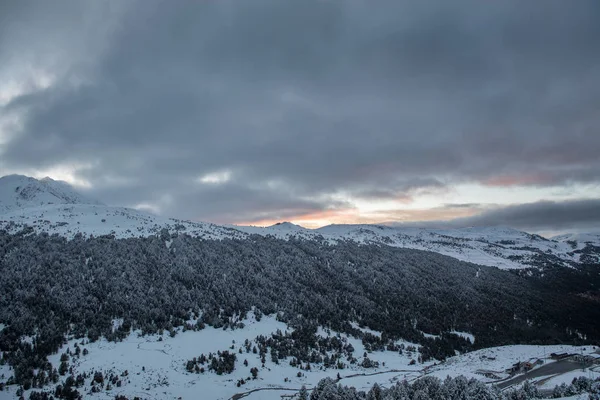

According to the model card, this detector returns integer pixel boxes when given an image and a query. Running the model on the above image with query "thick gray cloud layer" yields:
[1,0,599,226]
[390,199,600,233]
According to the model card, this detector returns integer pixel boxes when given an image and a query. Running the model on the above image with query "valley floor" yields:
[1,314,598,400]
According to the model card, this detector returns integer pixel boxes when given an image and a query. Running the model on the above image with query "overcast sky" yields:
[1,0,599,234]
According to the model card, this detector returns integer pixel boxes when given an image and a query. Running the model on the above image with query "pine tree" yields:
[298,385,309,400]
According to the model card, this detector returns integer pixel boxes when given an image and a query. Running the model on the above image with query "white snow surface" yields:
[0,315,597,400]
[0,203,247,240]
[1,175,599,270]
[552,232,600,245]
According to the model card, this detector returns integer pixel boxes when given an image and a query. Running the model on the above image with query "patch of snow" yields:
[421,332,441,340]
[349,322,382,338]
[20,335,35,345]
[112,319,124,333]
[450,331,475,344]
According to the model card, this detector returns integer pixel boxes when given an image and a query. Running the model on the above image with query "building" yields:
[550,353,573,361]
[506,361,534,375]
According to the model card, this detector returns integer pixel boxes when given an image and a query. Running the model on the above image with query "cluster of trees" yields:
[575,244,600,265]
[24,369,128,400]
[1,341,90,391]
[253,325,356,369]
[308,375,600,400]
[551,376,600,398]
[0,229,599,389]
[185,350,236,375]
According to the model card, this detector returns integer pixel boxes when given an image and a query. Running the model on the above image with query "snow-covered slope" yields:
[0,174,102,214]
[0,203,247,240]
[0,175,246,240]
[553,232,600,247]
[237,223,600,269]
[1,175,598,270]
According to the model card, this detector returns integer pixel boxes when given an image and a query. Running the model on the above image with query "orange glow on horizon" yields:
[234,205,481,229]
[236,208,359,229]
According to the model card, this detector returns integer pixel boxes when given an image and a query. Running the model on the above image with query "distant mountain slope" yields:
[0,174,102,213]
[236,223,600,269]
[553,231,600,245]
[1,175,598,269]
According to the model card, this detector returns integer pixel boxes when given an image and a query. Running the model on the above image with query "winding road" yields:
[229,368,423,400]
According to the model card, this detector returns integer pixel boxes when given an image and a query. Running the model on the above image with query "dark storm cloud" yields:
[463,199,600,232]
[390,199,600,233]
[1,0,599,224]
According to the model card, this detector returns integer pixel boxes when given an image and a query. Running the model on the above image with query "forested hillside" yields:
[1,229,599,390]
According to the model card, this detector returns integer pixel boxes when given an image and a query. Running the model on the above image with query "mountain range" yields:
[1,174,599,270]
[1,174,599,400]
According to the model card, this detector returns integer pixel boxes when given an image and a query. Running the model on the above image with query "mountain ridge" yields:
[1,175,598,270]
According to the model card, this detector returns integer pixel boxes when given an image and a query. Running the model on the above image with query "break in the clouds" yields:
[1,0,599,231]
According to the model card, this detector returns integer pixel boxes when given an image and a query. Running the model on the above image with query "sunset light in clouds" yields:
[234,180,599,229]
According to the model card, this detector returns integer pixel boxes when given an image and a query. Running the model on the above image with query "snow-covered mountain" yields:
[0,174,102,214]
[1,175,598,270]
[552,231,600,245]
[1,176,599,400]
[237,223,600,269]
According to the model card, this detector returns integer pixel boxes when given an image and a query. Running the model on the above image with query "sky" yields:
[0,0,599,234]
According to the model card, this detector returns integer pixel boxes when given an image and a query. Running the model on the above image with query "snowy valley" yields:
[1,312,598,400]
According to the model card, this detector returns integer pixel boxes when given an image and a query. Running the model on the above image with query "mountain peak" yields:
[268,221,305,230]
[0,174,102,214]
